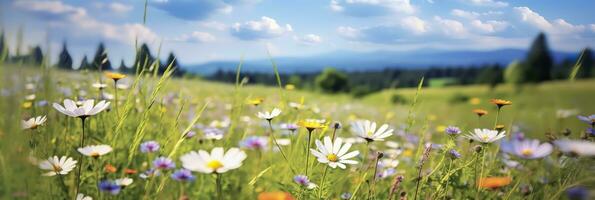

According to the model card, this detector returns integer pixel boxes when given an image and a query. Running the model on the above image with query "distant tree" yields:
[575,48,593,78]
[552,58,574,79]
[133,43,154,73]
[505,60,524,87]
[288,75,302,87]
[57,42,73,70]
[118,59,128,72]
[79,55,90,70]
[315,68,349,93]
[475,64,503,89]
[0,31,7,61]
[523,32,553,82]
[30,46,44,66]
[91,43,112,71]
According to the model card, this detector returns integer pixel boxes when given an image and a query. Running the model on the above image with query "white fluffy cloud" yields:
[330,0,415,17]
[107,2,133,13]
[451,9,502,20]
[433,16,468,37]
[514,7,586,35]
[294,34,323,45]
[171,31,216,43]
[231,16,293,40]
[465,0,508,7]
[337,26,361,39]
[15,0,157,44]
[470,19,508,33]
[400,16,428,34]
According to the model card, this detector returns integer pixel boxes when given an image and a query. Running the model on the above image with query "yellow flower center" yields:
[481,135,489,141]
[367,130,374,136]
[52,164,62,172]
[207,160,223,170]
[90,152,100,158]
[521,149,533,157]
[327,154,338,162]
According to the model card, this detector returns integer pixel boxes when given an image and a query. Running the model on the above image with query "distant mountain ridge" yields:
[185,48,577,75]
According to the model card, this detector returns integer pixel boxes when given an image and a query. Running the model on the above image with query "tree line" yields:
[1,32,593,96]
[0,32,185,77]
[208,33,594,96]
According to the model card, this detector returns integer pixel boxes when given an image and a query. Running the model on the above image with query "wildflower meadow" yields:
[1,0,595,199]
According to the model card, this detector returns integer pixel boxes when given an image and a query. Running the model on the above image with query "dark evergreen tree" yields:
[133,43,154,73]
[92,43,112,71]
[30,46,44,65]
[523,33,553,82]
[0,31,7,61]
[575,48,593,78]
[118,59,128,72]
[57,42,73,70]
[79,55,90,70]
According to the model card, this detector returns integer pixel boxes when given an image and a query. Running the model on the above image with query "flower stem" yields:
[494,108,501,129]
[113,80,119,118]
[318,166,329,199]
[476,145,487,199]
[268,120,295,174]
[305,130,313,176]
[216,173,223,200]
[75,117,86,199]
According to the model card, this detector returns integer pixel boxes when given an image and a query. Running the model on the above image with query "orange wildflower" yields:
[478,176,512,189]
[257,192,294,200]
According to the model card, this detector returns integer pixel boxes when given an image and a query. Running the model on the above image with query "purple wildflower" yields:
[448,149,462,159]
[140,141,160,153]
[98,180,121,195]
[153,156,176,170]
[293,175,310,186]
[501,139,552,159]
[577,115,595,126]
[340,193,352,199]
[445,126,461,135]
[566,186,588,200]
[171,169,195,182]
[240,136,268,150]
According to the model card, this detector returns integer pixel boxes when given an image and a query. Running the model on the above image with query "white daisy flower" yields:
[38,156,77,176]
[76,193,93,200]
[180,147,247,174]
[78,145,113,158]
[25,94,36,101]
[554,139,595,156]
[92,82,108,89]
[53,99,110,118]
[115,177,134,187]
[22,115,47,130]
[256,108,282,120]
[464,129,506,143]
[351,120,394,142]
[310,136,359,169]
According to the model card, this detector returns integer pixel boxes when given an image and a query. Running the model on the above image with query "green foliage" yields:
[351,85,376,98]
[315,67,349,93]
[390,93,409,104]
[505,60,524,85]
[448,93,470,104]
[57,42,73,70]
[475,64,503,88]
[287,75,302,88]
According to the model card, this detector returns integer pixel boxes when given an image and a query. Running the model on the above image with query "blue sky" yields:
[1,0,594,67]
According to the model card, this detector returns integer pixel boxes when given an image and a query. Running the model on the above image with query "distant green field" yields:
[1,65,594,199]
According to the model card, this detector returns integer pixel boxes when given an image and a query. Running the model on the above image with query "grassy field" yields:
[1,65,594,199]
